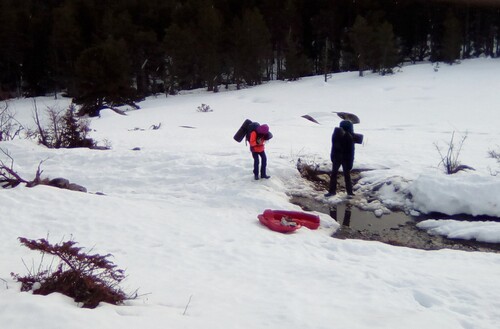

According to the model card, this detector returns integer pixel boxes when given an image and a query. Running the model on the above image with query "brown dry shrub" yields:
[11,237,134,309]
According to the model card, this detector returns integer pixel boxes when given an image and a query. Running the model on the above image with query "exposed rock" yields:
[48,177,70,189]
[67,183,87,193]
[301,114,319,124]
[46,177,87,193]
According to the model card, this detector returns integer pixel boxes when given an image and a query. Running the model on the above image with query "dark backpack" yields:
[234,119,254,143]
[233,119,272,144]
[245,121,260,143]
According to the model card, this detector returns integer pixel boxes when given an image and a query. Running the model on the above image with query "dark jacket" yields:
[330,124,355,167]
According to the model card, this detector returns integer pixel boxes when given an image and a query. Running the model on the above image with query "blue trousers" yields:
[252,151,267,177]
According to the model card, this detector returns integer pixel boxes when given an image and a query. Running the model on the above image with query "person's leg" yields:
[327,161,341,195]
[252,152,260,179]
[342,161,353,195]
[344,171,353,195]
[260,151,270,178]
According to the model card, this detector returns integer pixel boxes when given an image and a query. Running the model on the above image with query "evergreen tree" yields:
[0,1,26,97]
[283,31,311,80]
[73,38,139,117]
[2,0,500,100]
[395,1,431,63]
[260,0,296,80]
[310,0,351,75]
[109,0,175,97]
[50,2,86,97]
[163,0,223,92]
[280,0,312,80]
[442,10,462,64]
[373,21,399,75]
[60,105,93,148]
[10,1,53,96]
[164,23,196,92]
[106,9,157,97]
[230,8,271,88]
[196,2,223,92]
[349,15,375,77]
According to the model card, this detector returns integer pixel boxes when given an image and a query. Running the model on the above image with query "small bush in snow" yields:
[197,103,213,112]
[0,103,24,141]
[489,148,500,176]
[489,148,500,163]
[434,131,474,174]
[11,237,134,309]
[33,103,97,149]
[150,122,162,130]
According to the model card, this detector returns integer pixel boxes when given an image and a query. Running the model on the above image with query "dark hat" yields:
[339,120,354,134]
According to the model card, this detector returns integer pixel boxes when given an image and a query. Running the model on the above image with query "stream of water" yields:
[290,195,500,253]
[291,196,413,232]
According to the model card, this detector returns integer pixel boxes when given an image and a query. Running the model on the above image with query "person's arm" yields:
[330,133,335,162]
[345,133,355,162]
[249,131,258,147]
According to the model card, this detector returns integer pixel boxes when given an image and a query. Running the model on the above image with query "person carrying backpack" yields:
[249,124,271,180]
[325,120,355,197]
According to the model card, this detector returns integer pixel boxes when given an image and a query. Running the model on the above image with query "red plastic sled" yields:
[258,209,320,233]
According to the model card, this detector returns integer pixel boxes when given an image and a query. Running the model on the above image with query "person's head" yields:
[339,120,353,134]
[256,124,269,135]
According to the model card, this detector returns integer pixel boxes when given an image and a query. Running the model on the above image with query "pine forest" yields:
[1,0,499,115]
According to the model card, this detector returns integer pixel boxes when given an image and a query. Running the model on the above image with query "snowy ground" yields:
[1,58,500,329]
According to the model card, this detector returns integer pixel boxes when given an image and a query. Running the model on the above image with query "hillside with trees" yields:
[1,0,499,115]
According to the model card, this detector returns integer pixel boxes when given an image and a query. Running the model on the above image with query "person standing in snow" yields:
[249,124,272,180]
[325,120,355,197]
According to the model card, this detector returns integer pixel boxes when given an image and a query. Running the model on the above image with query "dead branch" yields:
[0,148,45,188]
[0,102,25,141]
[25,160,45,187]
[32,99,49,147]
[0,148,28,188]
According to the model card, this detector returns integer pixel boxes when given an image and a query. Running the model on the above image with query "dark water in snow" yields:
[292,164,500,252]
[290,196,500,253]
[290,196,413,232]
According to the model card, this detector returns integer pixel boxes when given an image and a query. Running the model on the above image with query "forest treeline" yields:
[1,0,499,116]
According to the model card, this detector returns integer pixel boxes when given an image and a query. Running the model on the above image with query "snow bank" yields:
[417,219,500,243]
[409,172,500,216]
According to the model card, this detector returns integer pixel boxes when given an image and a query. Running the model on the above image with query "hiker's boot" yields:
[254,174,259,180]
